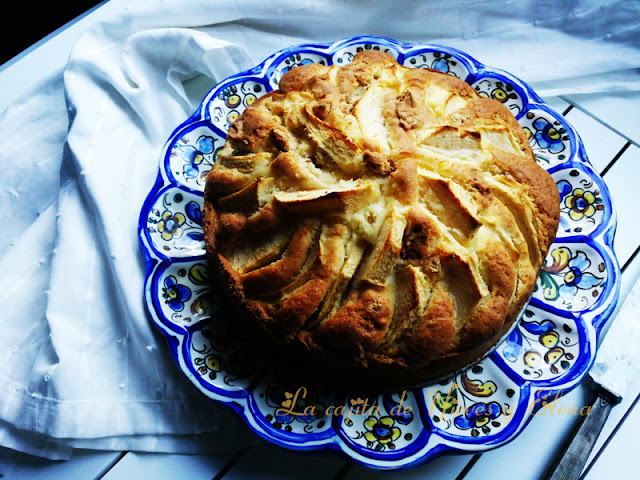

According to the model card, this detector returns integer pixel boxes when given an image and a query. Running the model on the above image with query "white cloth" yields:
[1,0,639,460]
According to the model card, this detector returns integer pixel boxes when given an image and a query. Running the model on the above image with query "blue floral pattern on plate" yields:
[138,36,620,471]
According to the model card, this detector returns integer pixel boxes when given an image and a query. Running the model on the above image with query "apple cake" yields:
[203,49,560,387]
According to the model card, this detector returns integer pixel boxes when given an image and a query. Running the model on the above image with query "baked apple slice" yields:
[273,181,376,214]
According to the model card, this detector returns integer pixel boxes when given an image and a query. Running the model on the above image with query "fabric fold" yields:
[1,20,256,459]
[42,29,255,440]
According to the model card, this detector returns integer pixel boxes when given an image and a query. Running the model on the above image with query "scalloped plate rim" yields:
[137,35,621,471]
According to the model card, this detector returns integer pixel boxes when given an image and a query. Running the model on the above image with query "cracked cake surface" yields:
[203,50,560,387]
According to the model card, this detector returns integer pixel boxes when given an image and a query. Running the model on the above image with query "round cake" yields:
[203,50,560,387]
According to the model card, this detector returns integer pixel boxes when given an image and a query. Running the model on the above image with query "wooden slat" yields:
[563,93,640,147]
[100,451,233,480]
[601,145,640,266]
[620,246,640,301]
[220,444,346,480]
[0,448,122,480]
[0,0,123,113]
[342,452,475,480]
[562,107,628,173]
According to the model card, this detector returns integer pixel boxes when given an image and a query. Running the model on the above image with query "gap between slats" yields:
[96,451,128,479]
[211,446,255,480]
[600,142,631,177]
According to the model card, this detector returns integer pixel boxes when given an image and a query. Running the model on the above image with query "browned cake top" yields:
[203,50,560,385]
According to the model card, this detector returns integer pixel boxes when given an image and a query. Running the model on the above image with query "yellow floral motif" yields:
[565,188,597,221]
[205,354,223,372]
[157,210,186,241]
[543,247,571,274]
[363,416,401,446]
[461,373,497,397]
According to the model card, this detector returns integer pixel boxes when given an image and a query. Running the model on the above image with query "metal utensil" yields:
[541,277,640,480]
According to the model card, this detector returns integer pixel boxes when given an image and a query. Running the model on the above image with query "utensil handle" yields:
[541,384,621,480]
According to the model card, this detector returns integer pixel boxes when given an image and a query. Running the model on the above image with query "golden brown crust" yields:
[203,50,560,387]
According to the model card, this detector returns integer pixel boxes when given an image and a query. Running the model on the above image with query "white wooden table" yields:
[2,2,639,479]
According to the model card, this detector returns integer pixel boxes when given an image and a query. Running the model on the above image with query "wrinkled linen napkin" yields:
[1,0,639,460]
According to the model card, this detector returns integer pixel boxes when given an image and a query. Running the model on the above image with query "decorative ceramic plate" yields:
[138,36,620,470]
